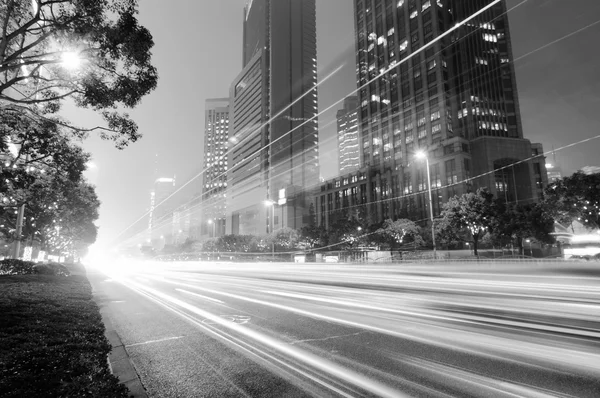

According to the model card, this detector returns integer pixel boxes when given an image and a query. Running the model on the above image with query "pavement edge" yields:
[86,269,148,398]
[103,318,148,398]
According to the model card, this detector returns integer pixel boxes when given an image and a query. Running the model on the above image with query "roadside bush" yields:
[0,274,129,397]
[0,259,35,275]
[33,262,71,277]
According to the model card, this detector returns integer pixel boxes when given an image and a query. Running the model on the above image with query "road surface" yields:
[88,260,600,397]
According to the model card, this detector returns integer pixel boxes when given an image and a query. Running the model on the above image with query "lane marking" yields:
[290,332,367,345]
[176,288,225,304]
[126,335,186,347]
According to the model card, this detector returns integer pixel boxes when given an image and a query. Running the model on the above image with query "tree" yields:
[0,167,100,257]
[298,224,328,250]
[27,176,99,257]
[492,202,555,255]
[266,227,300,252]
[1,0,158,148]
[437,188,497,256]
[543,172,600,232]
[1,111,89,207]
[327,215,365,250]
[377,218,424,250]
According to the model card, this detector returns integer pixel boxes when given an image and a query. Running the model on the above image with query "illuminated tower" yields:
[338,96,360,175]
[202,98,229,237]
[351,0,539,223]
[227,0,319,234]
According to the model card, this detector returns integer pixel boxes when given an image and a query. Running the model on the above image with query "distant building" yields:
[337,96,360,175]
[226,0,320,235]
[202,98,229,237]
[148,176,175,247]
[531,143,549,200]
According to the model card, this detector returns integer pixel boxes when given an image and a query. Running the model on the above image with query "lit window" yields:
[410,10,418,19]
[483,33,497,42]
[422,1,431,11]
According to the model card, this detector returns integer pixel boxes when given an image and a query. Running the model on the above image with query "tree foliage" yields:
[0,0,158,148]
[543,171,600,232]
[298,224,328,250]
[491,202,555,254]
[377,218,424,250]
[437,188,496,255]
[1,110,89,206]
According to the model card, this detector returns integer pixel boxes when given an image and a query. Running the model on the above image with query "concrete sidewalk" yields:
[87,267,148,398]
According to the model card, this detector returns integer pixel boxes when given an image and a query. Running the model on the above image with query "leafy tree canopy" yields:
[1,110,89,206]
[377,218,424,250]
[0,0,158,148]
[543,171,600,231]
[437,188,496,255]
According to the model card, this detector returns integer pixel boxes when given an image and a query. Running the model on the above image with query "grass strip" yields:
[0,267,130,397]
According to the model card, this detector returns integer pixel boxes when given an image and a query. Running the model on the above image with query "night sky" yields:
[70,0,600,249]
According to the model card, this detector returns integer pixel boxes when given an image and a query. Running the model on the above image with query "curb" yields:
[87,269,148,398]
[104,324,148,398]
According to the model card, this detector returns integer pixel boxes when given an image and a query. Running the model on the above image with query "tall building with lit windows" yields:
[226,0,319,235]
[338,96,360,175]
[202,98,229,237]
[326,0,540,228]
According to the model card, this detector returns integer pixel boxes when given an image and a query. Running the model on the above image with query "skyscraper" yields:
[352,0,540,222]
[202,98,229,237]
[337,96,360,175]
[227,0,319,235]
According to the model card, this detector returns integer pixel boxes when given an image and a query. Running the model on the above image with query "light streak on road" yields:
[98,261,600,397]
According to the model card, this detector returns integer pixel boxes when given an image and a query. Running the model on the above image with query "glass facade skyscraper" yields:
[202,98,229,237]
[350,0,539,222]
[227,0,319,235]
[337,96,360,175]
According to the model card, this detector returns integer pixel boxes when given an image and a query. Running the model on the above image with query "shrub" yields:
[33,262,71,277]
[0,259,36,275]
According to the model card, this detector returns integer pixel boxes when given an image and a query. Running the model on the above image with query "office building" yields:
[344,0,541,225]
[337,96,361,175]
[227,0,319,235]
[531,143,549,201]
[202,98,229,237]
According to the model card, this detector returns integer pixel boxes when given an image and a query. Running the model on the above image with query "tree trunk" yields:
[518,238,524,256]
[473,235,479,256]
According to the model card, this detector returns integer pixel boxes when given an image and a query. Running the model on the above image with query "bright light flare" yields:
[415,151,426,159]
[60,51,82,70]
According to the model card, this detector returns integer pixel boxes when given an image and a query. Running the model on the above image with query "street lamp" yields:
[525,239,532,256]
[416,150,437,260]
[264,200,275,258]
[207,219,215,238]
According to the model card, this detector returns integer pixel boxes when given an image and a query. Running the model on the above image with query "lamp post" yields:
[416,151,437,260]
[525,239,532,257]
[207,219,215,238]
[264,200,275,258]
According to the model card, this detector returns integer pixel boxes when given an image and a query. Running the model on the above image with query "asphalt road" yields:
[87,260,600,397]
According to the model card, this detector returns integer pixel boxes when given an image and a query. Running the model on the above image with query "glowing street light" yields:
[264,200,276,258]
[415,150,437,259]
[207,219,216,238]
[61,51,82,70]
